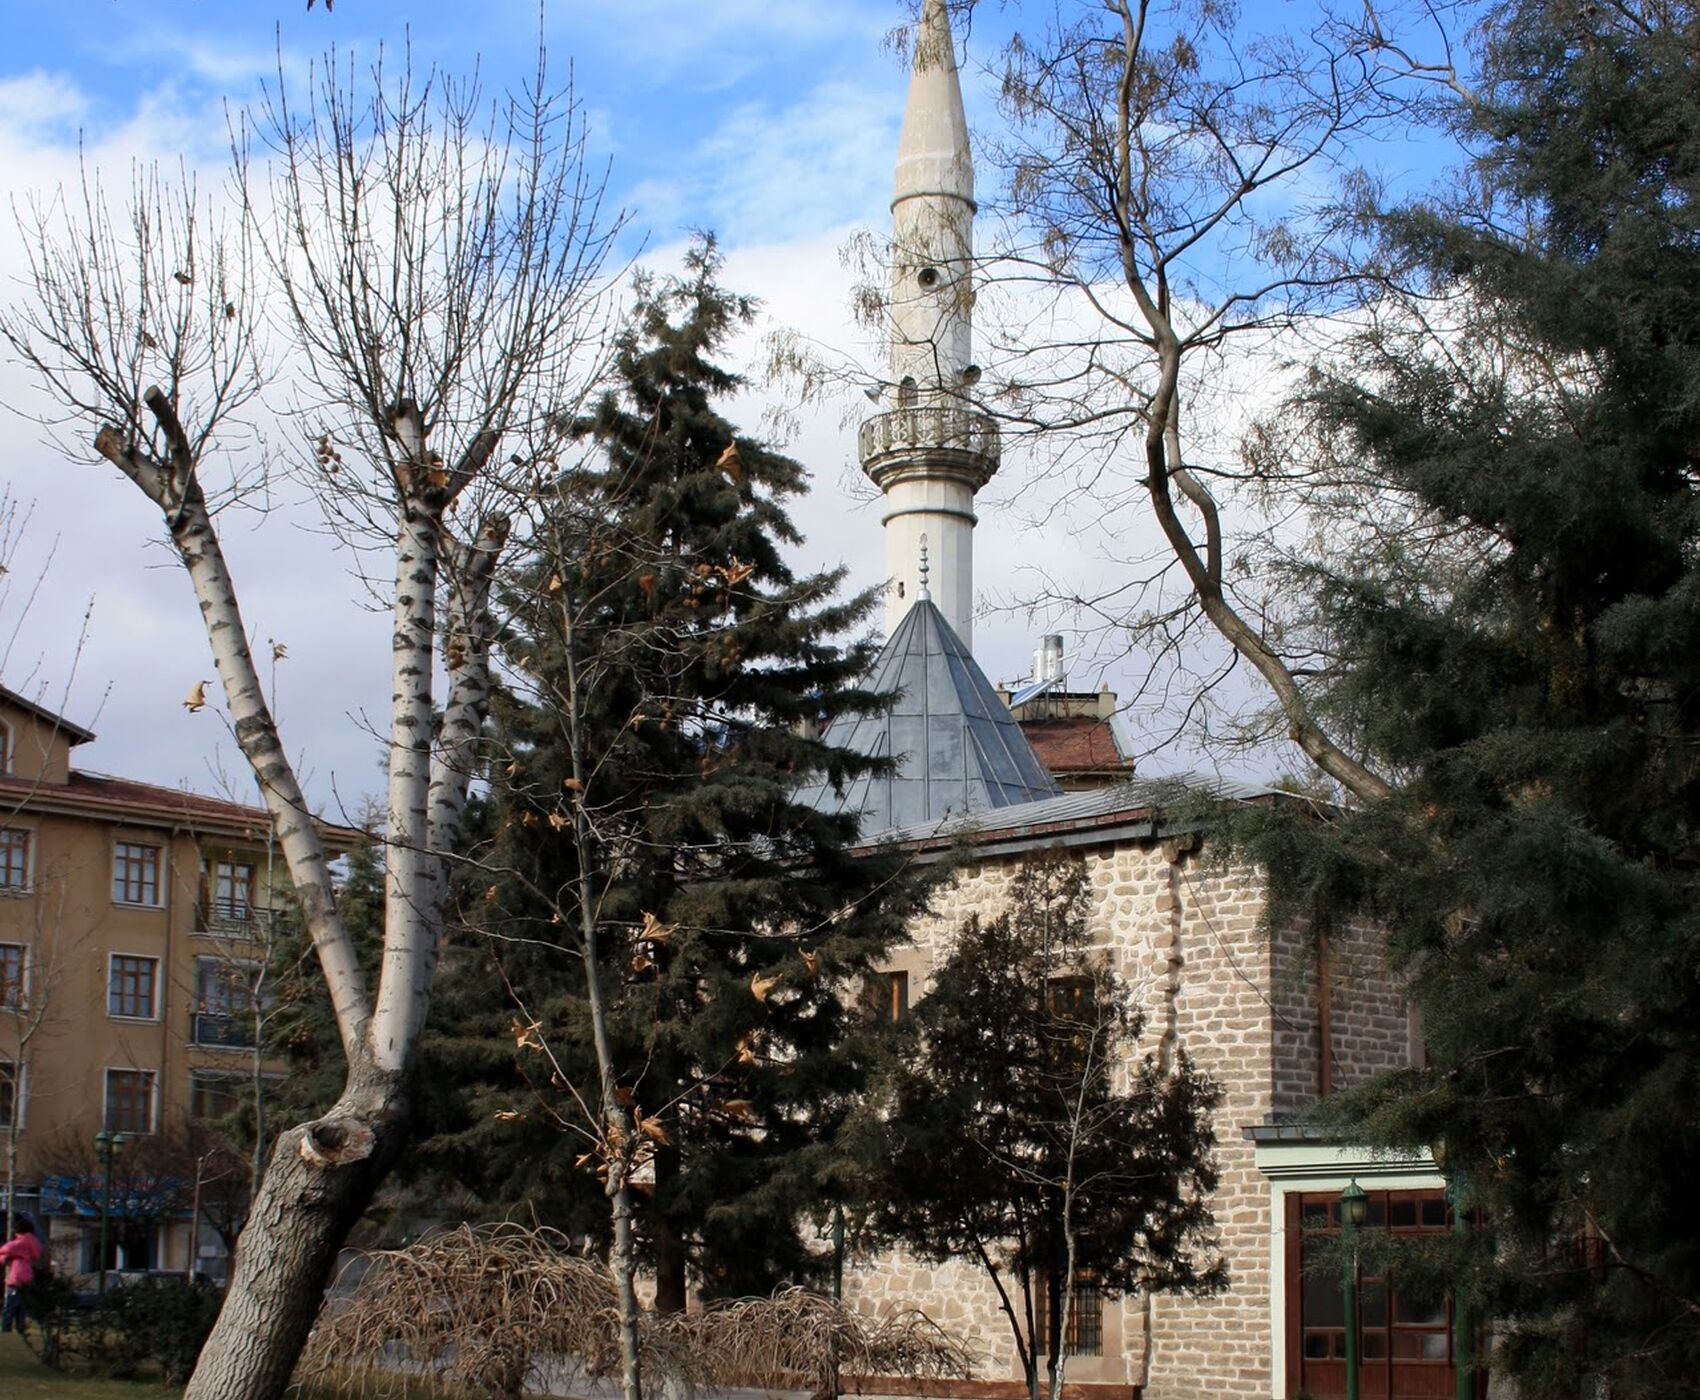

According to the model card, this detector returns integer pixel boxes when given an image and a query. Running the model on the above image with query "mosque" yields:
[811,5,1463,1398]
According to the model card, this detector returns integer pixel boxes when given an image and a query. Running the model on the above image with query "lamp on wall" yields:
[1340,1179,1368,1400]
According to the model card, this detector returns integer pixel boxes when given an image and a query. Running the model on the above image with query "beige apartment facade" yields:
[0,685,359,1281]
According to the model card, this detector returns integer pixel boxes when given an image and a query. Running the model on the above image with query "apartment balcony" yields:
[193,905,279,942]
[191,1012,257,1050]
[857,404,1000,490]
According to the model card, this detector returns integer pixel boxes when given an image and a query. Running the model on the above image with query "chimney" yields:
[1034,634,1066,685]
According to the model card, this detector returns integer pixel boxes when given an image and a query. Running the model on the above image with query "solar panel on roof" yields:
[1007,674,1062,708]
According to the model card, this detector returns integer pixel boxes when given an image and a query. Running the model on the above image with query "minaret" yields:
[859,0,999,649]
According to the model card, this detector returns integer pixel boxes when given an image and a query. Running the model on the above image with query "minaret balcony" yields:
[858,404,1000,490]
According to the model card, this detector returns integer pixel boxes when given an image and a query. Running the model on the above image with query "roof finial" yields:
[918,534,931,601]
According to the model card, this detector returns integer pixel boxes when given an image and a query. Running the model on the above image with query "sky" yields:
[0,0,1465,819]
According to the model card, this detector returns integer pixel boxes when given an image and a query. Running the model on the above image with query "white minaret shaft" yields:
[859,0,999,649]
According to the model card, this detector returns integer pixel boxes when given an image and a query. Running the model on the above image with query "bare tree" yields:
[0,41,620,1400]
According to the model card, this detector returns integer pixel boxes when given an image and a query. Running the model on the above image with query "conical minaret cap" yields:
[894,0,975,210]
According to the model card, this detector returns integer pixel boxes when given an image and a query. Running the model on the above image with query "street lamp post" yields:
[1450,1170,1473,1400]
[1341,1179,1368,1400]
[94,1130,125,1297]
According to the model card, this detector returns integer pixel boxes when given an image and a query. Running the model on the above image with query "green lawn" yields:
[0,1332,181,1398]
[0,1331,547,1398]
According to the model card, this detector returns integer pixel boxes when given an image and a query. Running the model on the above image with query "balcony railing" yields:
[857,404,1001,472]
[194,905,279,941]
[191,1012,256,1049]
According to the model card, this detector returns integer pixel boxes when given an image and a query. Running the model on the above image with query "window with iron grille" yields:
[0,943,23,1010]
[108,954,159,1020]
[1036,1268,1104,1357]
[103,1068,155,1134]
[112,842,161,906]
[0,1061,17,1128]
[0,829,29,891]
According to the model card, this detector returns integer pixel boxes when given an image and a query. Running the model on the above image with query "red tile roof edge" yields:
[0,769,366,847]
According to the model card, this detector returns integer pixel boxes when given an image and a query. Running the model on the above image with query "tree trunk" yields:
[183,1064,410,1400]
[654,1144,688,1314]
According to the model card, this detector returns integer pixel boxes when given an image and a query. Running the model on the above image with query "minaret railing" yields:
[857,404,1001,470]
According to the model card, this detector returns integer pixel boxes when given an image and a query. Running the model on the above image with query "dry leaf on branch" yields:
[182,680,209,713]
[799,949,820,977]
[641,911,676,945]
[750,972,781,1003]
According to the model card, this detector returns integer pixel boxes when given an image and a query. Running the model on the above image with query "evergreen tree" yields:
[430,240,927,1308]
[1240,3,1700,1392]
[859,857,1223,1400]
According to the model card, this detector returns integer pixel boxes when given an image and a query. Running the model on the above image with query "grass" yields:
[0,1332,548,1399]
[0,1331,181,1398]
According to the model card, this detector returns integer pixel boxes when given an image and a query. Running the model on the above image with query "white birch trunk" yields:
[92,394,504,1400]
[370,499,440,1071]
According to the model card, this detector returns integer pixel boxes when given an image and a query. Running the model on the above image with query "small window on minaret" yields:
[917,266,940,289]
[898,376,917,407]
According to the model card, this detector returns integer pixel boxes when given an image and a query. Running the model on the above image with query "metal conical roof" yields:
[807,599,1061,834]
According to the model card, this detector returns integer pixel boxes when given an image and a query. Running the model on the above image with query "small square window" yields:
[108,955,159,1020]
[103,1068,156,1135]
[113,843,162,906]
[1046,974,1095,1021]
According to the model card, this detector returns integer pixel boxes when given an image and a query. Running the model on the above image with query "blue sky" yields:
[0,0,1472,813]
[1,0,933,247]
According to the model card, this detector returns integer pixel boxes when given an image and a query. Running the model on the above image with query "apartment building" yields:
[0,684,361,1279]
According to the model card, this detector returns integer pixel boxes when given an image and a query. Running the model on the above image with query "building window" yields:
[213,861,253,920]
[0,829,29,891]
[1036,1268,1104,1357]
[1046,974,1095,1021]
[0,720,11,775]
[0,943,23,1009]
[192,957,258,1048]
[1288,1189,1458,1393]
[108,954,159,1020]
[863,970,909,1024]
[113,843,162,906]
[190,1070,244,1122]
[0,1061,19,1129]
[103,1068,156,1134]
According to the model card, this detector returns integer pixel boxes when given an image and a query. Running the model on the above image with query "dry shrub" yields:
[293,1223,973,1400]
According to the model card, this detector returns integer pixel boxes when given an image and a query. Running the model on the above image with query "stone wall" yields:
[844,829,1414,1400]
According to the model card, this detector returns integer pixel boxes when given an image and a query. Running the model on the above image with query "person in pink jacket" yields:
[0,1215,44,1335]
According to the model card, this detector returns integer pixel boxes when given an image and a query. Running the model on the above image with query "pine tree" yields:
[1239,3,1700,1392]
[859,857,1223,1400]
[430,240,927,1309]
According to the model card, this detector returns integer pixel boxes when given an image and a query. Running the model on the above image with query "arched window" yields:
[898,376,918,408]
